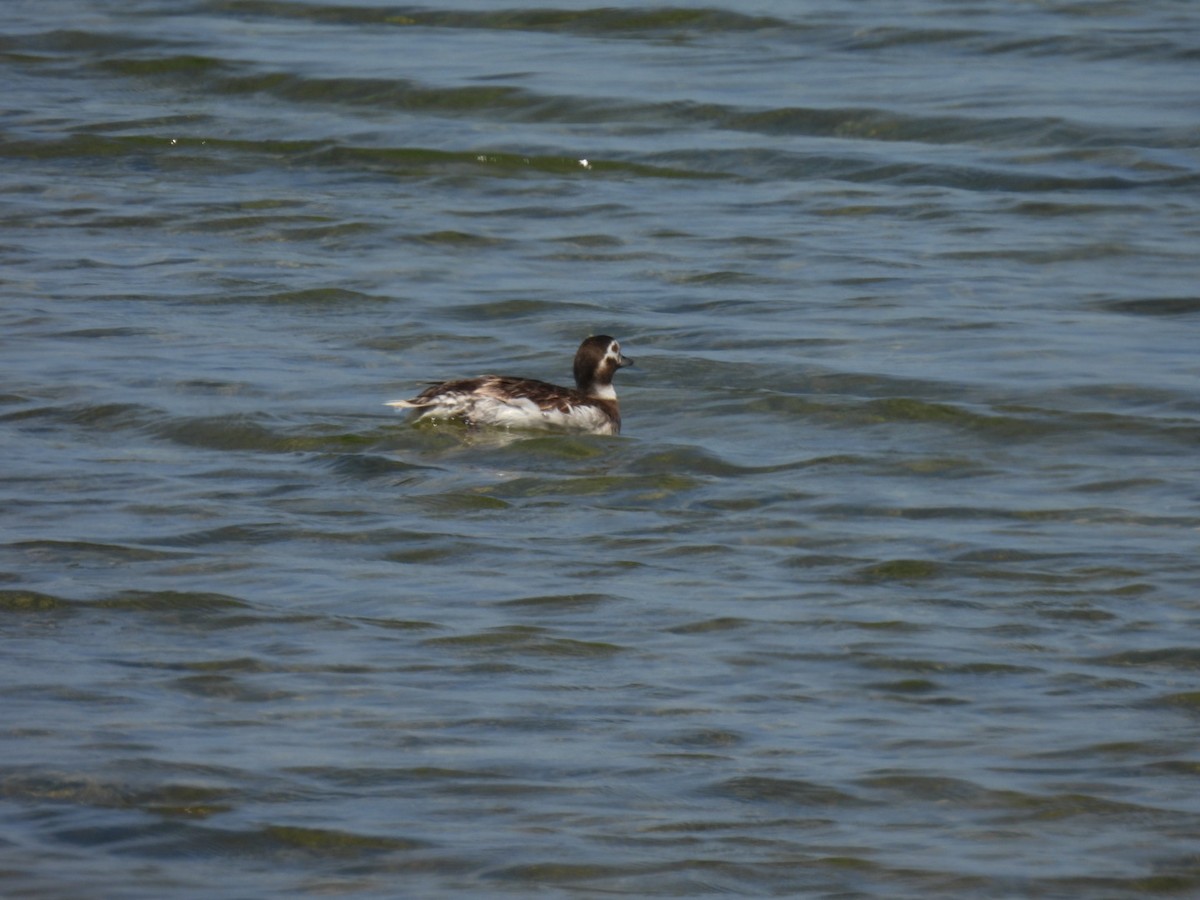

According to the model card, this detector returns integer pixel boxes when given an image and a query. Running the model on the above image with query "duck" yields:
[386,335,632,435]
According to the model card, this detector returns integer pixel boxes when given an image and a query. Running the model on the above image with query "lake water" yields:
[3,1,1200,897]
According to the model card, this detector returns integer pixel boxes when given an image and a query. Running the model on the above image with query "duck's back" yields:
[386,335,630,435]
[400,375,620,434]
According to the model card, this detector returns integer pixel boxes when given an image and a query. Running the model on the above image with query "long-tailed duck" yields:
[386,335,632,435]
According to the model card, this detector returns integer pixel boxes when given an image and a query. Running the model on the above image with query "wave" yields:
[199,3,1200,64]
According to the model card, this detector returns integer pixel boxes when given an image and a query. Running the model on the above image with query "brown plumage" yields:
[387,335,633,435]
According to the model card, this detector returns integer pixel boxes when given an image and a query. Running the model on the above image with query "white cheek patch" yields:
[595,344,624,382]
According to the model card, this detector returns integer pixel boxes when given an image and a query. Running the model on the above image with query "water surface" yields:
[3,1,1200,897]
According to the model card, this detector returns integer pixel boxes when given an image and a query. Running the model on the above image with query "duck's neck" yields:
[580,381,616,401]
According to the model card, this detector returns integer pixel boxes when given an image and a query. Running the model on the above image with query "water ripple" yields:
[4,0,1200,896]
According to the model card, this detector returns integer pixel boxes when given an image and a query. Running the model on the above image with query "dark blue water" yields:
[3,1,1199,897]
